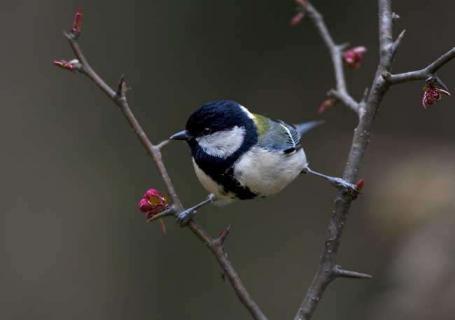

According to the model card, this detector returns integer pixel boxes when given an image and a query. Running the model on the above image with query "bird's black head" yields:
[170,100,258,167]
[186,100,255,138]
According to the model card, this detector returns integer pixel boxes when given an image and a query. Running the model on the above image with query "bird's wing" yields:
[254,114,301,153]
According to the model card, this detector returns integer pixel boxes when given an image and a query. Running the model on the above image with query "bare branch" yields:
[386,47,455,84]
[294,1,396,319]
[303,3,360,113]
[56,4,455,320]
[58,25,268,320]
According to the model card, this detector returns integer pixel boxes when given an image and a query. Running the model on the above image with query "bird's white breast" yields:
[233,147,308,196]
[192,159,236,205]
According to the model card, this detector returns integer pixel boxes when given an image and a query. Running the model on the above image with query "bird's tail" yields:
[294,120,325,137]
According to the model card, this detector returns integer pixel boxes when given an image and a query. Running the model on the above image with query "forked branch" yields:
[54,3,455,320]
[302,2,360,113]
[385,47,455,84]
[56,20,268,320]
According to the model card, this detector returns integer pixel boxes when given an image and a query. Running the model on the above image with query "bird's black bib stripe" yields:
[219,168,257,200]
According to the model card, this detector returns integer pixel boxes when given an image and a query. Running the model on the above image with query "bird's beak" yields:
[170,130,191,141]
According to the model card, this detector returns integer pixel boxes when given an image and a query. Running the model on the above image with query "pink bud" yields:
[138,198,153,212]
[290,12,305,27]
[53,59,81,71]
[138,188,169,219]
[343,46,367,69]
[295,0,307,6]
[72,9,83,35]
[144,188,162,199]
[318,97,337,114]
[422,84,450,109]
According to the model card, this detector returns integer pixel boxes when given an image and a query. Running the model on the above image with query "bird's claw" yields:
[176,208,196,226]
[330,177,359,196]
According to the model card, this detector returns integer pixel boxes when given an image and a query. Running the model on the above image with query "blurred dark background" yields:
[1,0,455,319]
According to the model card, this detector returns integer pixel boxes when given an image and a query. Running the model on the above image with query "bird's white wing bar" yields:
[279,122,297,149]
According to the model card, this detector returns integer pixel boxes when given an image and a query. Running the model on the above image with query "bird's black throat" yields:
[188,121,258,200]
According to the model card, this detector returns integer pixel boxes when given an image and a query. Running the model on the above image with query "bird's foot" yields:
[175,194,215,226]
[303,167,362,197]
[176,208,197,226]
[328,177,358,195]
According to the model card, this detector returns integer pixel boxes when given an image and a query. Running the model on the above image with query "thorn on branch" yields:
[391,29,406,57]
[213,225,232,247]
[116,75,129,99]
[427,76,450,93]
[53,59,81,72]
[361,87,369,103]
[334,265,372,279]
[338,43,350,51]
[392,12,400,20]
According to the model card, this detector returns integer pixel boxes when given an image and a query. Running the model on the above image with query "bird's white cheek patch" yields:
[196,126,245,158]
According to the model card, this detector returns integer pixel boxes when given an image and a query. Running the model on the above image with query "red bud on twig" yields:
[53,59,81,72]
[295,0,308,6]
[71,9,83,37]
[355,179,365,191]
[138,188,170,234]
[343,46,367,69]
[318,97,338,114]
[138,188,169,220]
[422,79,451,109]
[290,12,305,27]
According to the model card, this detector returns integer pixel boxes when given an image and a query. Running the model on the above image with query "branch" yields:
[294,1,397,319]
[56,21,267,320]
[303,2,360,113]
[385,47,455,84]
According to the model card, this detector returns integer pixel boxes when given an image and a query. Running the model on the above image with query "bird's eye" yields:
[203,127,212,134]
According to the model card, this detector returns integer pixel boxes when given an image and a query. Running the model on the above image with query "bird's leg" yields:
[302,167,358,194]
[176,194,215,226]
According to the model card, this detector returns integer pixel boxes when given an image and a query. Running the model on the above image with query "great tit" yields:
[170,100,356,224]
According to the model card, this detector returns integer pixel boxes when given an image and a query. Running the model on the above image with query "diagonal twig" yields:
[302,2,360,113]
[57,27,268,320]
[385,47,455,84]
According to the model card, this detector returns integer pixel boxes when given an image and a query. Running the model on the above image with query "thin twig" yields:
[60,29,268,320]
[333,265,372,279]
[303,3,360,113]
[385,47,455,84]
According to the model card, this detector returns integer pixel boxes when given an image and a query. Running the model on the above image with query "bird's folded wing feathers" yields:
[254,116,324,153]
[255,117,300,152]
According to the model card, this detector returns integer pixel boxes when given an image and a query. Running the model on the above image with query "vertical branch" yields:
[294,1,394,319]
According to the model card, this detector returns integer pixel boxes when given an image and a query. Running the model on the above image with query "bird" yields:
[170,99,357,224]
